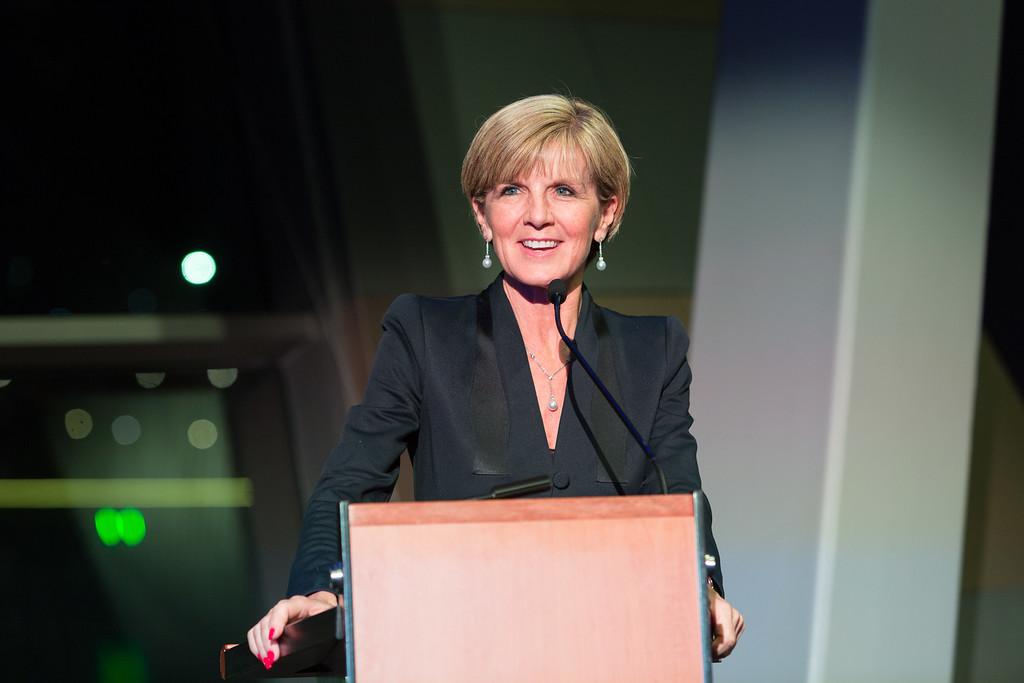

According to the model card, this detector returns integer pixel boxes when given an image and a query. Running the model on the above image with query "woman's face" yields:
[472,145,617,291]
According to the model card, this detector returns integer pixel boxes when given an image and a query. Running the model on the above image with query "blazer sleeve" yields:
[645,316,725,595]
[286,294,424,596]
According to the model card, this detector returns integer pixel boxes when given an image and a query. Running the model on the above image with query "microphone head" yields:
[547,279,567,305]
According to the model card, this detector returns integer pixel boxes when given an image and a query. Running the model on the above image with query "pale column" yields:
[689,2,1000,682]
[809,3,1000,682]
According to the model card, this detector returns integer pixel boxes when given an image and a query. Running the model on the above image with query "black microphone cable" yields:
[547,279,668,495]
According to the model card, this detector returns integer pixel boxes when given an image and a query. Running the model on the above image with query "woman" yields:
[247,94,744,669]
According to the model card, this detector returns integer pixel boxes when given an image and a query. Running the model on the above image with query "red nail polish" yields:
[269,628,275,639]
[267,651,276,664]
[263,658,270,670]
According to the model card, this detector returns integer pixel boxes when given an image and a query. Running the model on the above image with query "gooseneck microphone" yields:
[547,280,668,495]
[546,279,569,307]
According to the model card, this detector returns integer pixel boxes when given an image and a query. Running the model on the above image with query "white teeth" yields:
[522,240,558,249]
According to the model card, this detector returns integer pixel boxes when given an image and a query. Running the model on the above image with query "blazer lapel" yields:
[470,277,550,475]
[562,288,630,490]
[470,284,508,474]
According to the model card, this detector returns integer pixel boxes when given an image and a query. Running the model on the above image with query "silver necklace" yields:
[526,348,570,411]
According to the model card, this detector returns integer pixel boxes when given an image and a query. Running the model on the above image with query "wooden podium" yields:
[223,493,712,682]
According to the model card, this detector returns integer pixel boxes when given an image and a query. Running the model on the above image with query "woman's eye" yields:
[555,185,575,196]
[499,185,520,196]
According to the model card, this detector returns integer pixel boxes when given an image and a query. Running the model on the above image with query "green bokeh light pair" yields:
[94,508,147,546]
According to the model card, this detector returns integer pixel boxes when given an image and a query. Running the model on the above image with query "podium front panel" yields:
[341,494,709,683]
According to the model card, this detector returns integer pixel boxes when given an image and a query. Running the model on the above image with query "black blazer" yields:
[288,276,723,595]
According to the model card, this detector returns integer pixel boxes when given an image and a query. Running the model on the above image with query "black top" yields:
[287,276,724,595]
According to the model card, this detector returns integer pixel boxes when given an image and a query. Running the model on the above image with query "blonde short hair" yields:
[461,94,632,238]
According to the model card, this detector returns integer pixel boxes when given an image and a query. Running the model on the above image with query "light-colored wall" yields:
[810,3,999,680]
[688,2,866,680]
[691,1,1001,681]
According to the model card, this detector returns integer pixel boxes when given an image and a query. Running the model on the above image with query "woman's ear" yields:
[471,198,493,242]
[595,195,619,242]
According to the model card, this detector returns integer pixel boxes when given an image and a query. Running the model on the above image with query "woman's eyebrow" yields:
[550,176,589,187]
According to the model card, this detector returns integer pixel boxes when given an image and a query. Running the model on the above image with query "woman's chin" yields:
[503,264,583,291]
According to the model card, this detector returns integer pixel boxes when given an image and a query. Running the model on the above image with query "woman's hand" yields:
[246,591,338,670]
[708,585,744,661]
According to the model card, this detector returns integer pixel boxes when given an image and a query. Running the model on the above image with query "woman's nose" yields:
[525,194,552,228]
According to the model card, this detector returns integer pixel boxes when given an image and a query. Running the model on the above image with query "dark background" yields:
[1,1,1017,682]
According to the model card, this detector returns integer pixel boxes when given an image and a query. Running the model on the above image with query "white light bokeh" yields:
[181,251,217,285]
[135,372,166,389]
[187,419,218,450]
[207,368,238,389]
[112,415,142,446]
[65,408,94,440]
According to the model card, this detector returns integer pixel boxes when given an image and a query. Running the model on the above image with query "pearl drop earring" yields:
[596,241,607,271]
[482,241,493,269]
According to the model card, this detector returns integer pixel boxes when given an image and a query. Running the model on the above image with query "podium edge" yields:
[693,490,713,682]
[340,500,356,683]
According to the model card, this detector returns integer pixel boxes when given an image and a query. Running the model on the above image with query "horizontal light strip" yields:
[0,313,318,346]
[0,478,253,508]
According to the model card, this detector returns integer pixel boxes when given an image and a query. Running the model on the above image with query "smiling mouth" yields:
[521,240,559,250]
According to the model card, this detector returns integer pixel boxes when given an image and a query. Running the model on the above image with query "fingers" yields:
[257,599,295,670]
[246,625,258,659]
[261,600,297,668]
[709,594,743,661]
[252,614,272,669]
[711,617,735,661]
[246,595,340,671]
[245,600,289,670]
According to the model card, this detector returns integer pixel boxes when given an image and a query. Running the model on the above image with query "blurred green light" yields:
[94,508,120,546]
[181,251,216,285]
[119,508,146,546]
[95,508,146,546]
[97,642,147,683]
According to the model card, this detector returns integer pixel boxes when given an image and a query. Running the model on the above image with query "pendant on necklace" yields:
[547,396,559,411]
